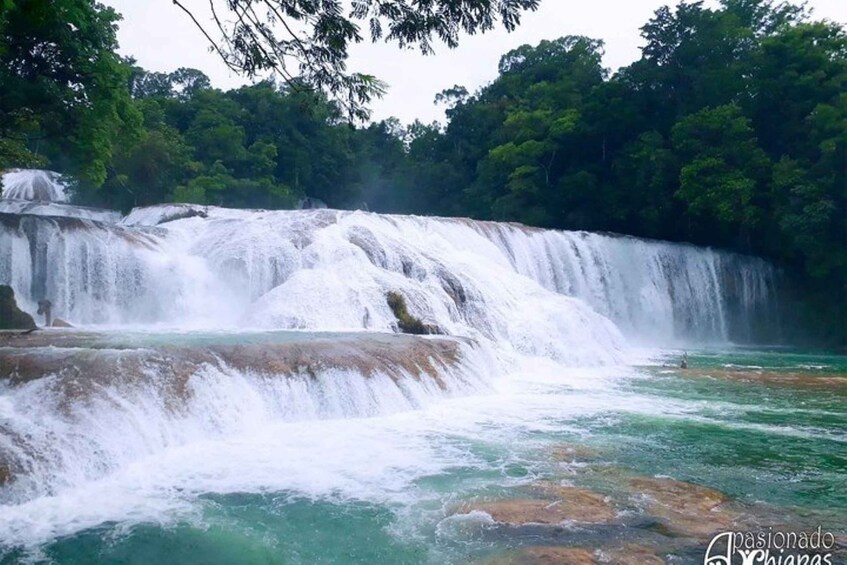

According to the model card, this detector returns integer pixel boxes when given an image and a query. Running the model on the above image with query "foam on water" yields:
[0,357,643,548]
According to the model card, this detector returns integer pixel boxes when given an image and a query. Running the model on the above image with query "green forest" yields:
[1,0,845,342]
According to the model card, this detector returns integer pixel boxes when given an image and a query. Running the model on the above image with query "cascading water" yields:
[0,170,68,202]
[2,203,779,345]
[465,224,780,344]
[0,200,793,556]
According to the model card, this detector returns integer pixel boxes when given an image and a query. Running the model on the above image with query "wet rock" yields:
[437,268,468,308]
[488,547,597,565]
[681,368,847,390]
[0,463,10,486]
[627,477,737,538]
[600,544,665,565]
[0,286,36,330]
[551,443,603,462]
[463,486,616,526]
[347,226,388,268]
[51,318,73,328]
[533,484,617,523]
[464,499,581,526]
[0,331,471,398]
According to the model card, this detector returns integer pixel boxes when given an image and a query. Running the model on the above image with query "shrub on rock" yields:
[0,285,36,330]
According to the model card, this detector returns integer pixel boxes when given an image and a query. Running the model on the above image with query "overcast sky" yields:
[103,0,846,124]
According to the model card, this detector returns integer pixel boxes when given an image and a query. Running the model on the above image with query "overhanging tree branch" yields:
[174,0,540,121]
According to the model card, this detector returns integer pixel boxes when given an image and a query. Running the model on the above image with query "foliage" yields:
[171,0,540,120]
[0,0,140,185]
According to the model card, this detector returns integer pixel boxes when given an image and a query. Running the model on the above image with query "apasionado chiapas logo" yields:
[704,527,836,565]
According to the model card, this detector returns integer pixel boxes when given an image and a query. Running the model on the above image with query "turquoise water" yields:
[1,348,845,564]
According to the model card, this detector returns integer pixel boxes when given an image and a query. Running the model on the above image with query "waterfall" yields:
[0,170,68,202]
[0,333,496,506]
[0,201,784,519]
[0,204,779,345]
[462,224,780,344]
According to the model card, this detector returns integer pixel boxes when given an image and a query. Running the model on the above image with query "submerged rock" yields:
[551,443,604,462]
[462,486,616,526]
[627,477,737,538]
[535,484,617,523]
[460,499,571,526]
[681,367,847,390]
[0,286,36,330]
[487,547,597,565]
[600,544,666,565]
[486,545,666,565]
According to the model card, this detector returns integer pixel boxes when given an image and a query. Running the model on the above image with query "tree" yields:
[672,104,771,248]
[173,0,540,120]
[0,0,141,184]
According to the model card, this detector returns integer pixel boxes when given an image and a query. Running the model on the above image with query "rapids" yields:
[1,172,814,564]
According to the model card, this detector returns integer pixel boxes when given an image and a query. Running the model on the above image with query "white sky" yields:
[103,0,846,124]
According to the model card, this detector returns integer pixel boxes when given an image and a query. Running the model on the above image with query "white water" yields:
[0,337,498,507]
[0,170,68,202]
[0,201,784,550]
[0,199,121,223]
[0,359,649,548]
[1,204,778,347]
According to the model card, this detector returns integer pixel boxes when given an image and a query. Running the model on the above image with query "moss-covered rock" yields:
[0,285,36,330]
[386,291,441,335]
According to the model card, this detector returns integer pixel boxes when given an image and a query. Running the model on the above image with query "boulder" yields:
[51,318,73,328]
[0,285,36,330]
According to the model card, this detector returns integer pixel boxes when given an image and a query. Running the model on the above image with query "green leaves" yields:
[0,0,140,185]
[174,0,539,121]
[671,105,770,243]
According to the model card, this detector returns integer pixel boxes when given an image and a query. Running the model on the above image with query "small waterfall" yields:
[0,334,497,505]
[0,213,210,325]
[0,170,68,202]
